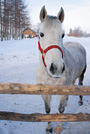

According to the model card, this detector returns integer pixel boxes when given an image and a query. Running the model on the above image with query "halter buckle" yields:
[42,51,46,58]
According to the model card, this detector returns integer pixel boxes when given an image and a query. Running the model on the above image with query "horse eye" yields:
[62,33,65,38]
[40,33,44,37]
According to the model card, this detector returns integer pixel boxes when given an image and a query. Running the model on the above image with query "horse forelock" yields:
[47,15,57,20]
[45,15,61,25]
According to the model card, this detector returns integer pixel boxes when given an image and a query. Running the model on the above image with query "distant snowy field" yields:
[0,36,90,134]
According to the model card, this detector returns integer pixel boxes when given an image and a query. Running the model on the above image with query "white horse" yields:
[37,6,87,134]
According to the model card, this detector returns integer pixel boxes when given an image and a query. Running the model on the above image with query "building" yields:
[22,28,38,38]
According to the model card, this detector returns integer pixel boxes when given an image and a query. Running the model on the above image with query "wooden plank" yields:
[0,112,90,122]
[0,83,90,95]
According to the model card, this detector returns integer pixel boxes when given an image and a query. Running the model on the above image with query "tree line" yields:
[0,0,30,41]
[68,27,90,37]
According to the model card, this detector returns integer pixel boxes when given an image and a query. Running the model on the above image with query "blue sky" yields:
[25,0,90,33]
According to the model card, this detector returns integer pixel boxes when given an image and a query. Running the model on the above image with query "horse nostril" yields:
[50,63,57,74]
[62,63,65,73]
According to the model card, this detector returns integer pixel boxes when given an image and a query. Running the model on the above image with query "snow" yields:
[0,36,90,134]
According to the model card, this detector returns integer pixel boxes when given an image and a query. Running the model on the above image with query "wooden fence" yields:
[0,83,90,122]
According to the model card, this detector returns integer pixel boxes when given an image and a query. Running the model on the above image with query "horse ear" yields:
[57,7,64,23]
[40,6,47,22]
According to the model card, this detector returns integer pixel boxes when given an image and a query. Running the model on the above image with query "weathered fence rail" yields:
[0,112,90,122]
[0,83,90,122]
[0,83,90,95]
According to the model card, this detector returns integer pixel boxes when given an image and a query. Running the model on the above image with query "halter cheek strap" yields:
[38,39,63,67]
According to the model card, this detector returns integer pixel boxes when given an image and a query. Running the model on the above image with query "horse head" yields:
[39,6,65,78]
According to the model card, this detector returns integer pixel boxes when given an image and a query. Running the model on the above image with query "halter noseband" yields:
[38,38,63,67]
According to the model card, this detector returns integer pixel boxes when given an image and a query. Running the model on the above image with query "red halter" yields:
[38,38,63,67]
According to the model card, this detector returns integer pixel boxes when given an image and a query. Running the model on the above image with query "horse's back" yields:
[64,42,85,51]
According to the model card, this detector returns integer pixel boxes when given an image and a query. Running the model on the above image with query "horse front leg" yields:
[55,95,69,134]
[59,95,69,113]
[42,95,53,133]
[54,122,62,134]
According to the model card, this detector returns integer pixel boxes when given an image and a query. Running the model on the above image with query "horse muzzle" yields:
[49,62,65,78]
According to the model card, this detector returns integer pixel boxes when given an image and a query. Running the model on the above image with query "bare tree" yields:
[0,0,3,41]
[0,0,1,35]
[68,27,90,37]
[13,0,30,39]
[0,0,31,41]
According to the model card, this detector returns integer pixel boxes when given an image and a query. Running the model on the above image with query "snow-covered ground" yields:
[0,36,90,134]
